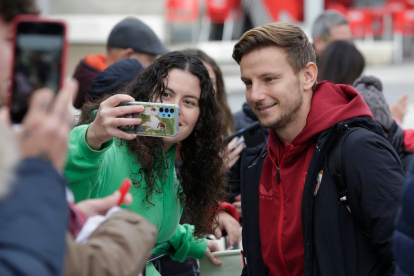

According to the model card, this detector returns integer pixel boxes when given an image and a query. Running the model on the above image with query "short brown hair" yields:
[233,22,316,75]
[0,0,39,23]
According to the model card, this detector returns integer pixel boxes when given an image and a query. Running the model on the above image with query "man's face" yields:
[314,23,353,57]
[0,19,12,105]
[330,23,353,41]
[240,46,304,130]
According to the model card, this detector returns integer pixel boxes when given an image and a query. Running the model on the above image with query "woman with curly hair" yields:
[64,51,227,276]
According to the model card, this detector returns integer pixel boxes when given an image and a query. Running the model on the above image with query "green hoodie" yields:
[64,124,207,276]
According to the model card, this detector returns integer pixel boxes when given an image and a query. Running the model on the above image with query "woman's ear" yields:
[303,62,318,91]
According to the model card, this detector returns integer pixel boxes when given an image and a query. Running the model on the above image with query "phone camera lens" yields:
[170,108,174,113]
[160,108,164,112]
[168,114,171,117]
[165,109,169,113]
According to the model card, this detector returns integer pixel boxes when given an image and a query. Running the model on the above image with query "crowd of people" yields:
[1,0,414,275]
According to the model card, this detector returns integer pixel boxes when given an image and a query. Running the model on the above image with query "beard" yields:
[257,78,303,130]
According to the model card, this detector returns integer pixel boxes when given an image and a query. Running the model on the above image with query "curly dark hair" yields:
[0,0,39,23]
[78,51,228,237]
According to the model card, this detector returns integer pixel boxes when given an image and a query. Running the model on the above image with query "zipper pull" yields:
[276,167,281,183]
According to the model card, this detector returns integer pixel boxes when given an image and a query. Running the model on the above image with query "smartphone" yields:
[117,102,179,138]
[225,122,266,149]
[8,15,67,124]
[117,178,132,206]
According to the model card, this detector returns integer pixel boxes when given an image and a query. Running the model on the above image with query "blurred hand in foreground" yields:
[76,190,133,218]
[19,80,78,171]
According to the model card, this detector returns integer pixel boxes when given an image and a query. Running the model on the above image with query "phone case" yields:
[8,15,68,124]
[117,102,179,137]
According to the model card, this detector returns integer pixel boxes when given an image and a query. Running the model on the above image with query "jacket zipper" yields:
[275,153,291,276]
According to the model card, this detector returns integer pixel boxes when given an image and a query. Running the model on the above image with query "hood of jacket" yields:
[268,81,373,165]
[72,54,108,109]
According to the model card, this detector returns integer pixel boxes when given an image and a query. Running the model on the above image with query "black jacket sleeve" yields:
[393,158,414,276]
[343,131,404,275]
[0,158,68,276]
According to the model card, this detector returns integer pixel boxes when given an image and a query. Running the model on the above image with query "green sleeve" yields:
[152,224,207,261]
[64,124,113,202]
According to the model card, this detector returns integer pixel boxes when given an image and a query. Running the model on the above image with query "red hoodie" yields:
[259,81,373,276]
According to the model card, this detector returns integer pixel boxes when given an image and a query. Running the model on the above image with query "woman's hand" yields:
[214,211,242,248]
[204,240,222,265]
[223,137,245,171]
[86,94,144,150]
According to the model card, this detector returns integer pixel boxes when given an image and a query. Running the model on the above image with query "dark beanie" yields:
[353,75,394,131]
[107,17,168,56]
[89,58,144,96]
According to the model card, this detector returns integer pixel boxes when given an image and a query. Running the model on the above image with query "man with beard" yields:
[233,22,404,276]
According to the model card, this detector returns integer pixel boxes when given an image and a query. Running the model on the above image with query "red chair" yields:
[385,0,408,12]
[394,9,414,35]
[393,9,414,62]
[164,0,200,43]
[165,0,199,23]
[206,0,235,24]
[200,0,240,41]
[346,9,374,39]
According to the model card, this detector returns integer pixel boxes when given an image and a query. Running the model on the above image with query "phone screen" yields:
[11,21,64,124]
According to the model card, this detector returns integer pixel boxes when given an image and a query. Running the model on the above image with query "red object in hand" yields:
[117,178,132,206]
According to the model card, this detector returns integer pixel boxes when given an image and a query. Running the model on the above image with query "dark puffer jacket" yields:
[0,158,68,276]
[394,160,414,276]
[239,117,404,276]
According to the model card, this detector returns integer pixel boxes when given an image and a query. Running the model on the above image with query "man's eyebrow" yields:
[258,72,281,78]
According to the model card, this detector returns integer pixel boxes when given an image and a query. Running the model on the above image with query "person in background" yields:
[311,10,352,59]
[186,49,243,170]
[317,40,365,85]
[65,51,228,276]
[233,21,404,276]
[354,75,414,172]
[72,17,168,109]
[77,58,144,124]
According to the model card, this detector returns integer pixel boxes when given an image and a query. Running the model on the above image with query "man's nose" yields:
[248,83,266,103]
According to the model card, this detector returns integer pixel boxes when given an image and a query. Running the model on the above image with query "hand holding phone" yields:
[86,94,144,150]
[9,15,67,124]
[117,102,179,138]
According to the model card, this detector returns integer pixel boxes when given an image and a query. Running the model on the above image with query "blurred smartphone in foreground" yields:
[117,102,179,138]
[8,15,67,124]
[225,122,266,149]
